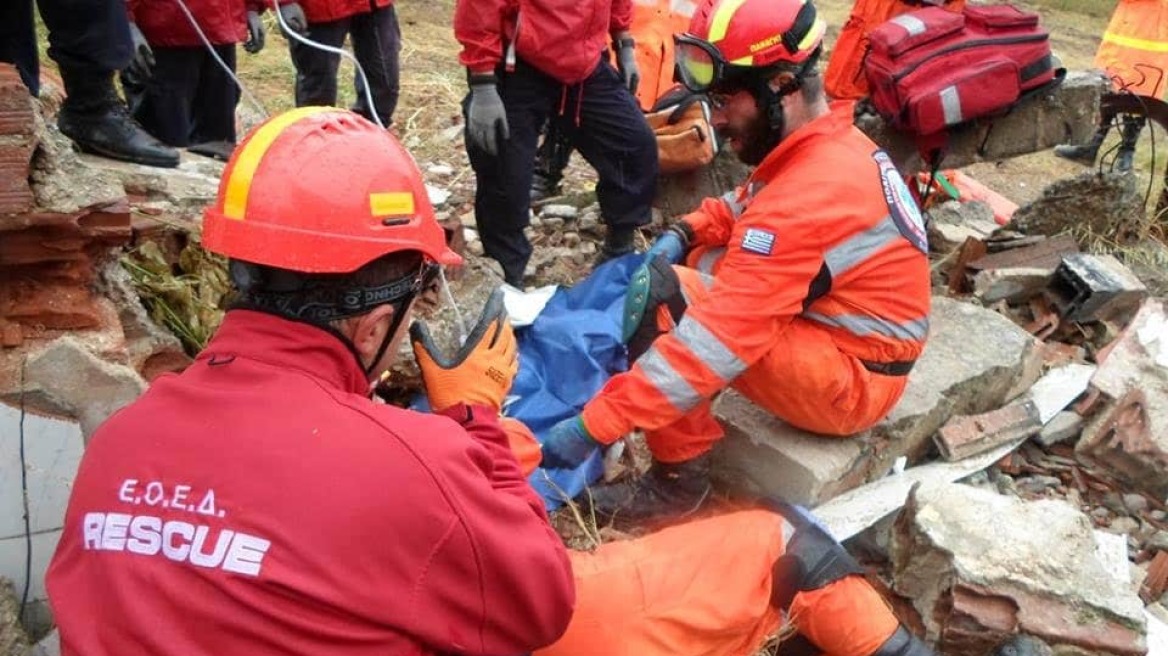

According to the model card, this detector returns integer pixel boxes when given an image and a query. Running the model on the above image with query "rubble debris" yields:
[1077,300,1168,499]
[0,64,37,215]
[891,482,1147,656]
[1010,172,1144,244]
[1046,253,1147,325]
[926,200,999,253]
[0,578,31,656]
[949,234,1078,298]
[1143,552,1168,605]
[935,364,1094,461]
[1034,411,1085,447]
[972,267,1051,304]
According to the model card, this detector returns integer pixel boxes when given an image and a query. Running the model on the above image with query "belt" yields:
[860,358,916,376]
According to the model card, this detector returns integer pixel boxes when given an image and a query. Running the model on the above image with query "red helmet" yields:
[675,0,826,93]
[202,107,461,274]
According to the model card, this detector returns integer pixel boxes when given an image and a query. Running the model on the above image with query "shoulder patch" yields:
[741,227,776,255]
[873,151,928,254]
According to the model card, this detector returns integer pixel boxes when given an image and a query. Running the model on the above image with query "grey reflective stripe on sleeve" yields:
[721,190,745,218]
[780,517,796,550]
[823,216,901,277]
[940,85,963,126]
[638,347,704,411]
[891,13,927,36]
[802,312,930,341]
[696,247,725,275]
[674,315,748,382]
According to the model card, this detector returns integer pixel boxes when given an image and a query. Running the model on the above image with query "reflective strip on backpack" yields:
[940,85,963,126]
[891,14,927,36]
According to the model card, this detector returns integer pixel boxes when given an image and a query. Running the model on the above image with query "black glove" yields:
[465,73,509,156]
[127,23,155,80]
[279,2,308,35]
[244,10,266,54]
[615,37,639,94]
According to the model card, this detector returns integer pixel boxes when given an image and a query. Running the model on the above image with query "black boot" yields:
[57,68,179,168]
[586,453,712,525]
[594,226,636,267]
[1053,125,1106,165]
[1115,115,1144,173]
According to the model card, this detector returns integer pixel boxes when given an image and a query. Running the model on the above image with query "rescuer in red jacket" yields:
[542,0,932,523]
[454,0,659,286]
[46,108,575,656]
[122,0,266,152]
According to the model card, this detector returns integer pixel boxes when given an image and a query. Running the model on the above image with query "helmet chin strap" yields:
[364,292,417,379]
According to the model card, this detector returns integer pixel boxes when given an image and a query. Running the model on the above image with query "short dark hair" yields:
[231,250,425,326]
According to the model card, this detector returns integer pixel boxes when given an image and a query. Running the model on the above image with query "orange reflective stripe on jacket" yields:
[1095,0,1168,97]
[824,0,966,100]
[631,0,698,110]
[581,103,931,442]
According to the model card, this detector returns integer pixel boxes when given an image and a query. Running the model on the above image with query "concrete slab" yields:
[0,403,82,539]
[0,529,62,605]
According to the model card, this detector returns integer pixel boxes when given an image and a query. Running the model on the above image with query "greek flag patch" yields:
[741,228,776,255]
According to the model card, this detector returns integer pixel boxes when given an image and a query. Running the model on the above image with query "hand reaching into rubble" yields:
[541,415,600,469]
[411,288,517,413]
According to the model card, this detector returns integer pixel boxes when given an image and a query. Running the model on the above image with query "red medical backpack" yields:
[863,4,1060,137]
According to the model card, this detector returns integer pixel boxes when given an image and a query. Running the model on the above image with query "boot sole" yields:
[70,139,180,169]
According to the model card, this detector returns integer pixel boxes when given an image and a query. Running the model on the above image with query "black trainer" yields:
[57,69,179,168]
[585,453,712,525]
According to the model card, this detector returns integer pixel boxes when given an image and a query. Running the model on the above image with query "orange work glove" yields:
[410,288,518,413]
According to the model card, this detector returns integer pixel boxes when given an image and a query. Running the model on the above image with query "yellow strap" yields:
[1102,30,1168,54]
[708,0,749,44]
[221,107,337,220]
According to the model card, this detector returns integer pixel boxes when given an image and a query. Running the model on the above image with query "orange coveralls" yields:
[629,0,696,110]
[1095,0,1168,97]
[579,102,931,462]
[500,421,902,656]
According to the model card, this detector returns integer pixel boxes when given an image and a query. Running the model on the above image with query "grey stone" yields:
[541,204,579,220]
[24,336,146,441]
[713,297,1041,506]
[97,261,190,380]
[0,578,31,656]
[926,200,999,252]
[1034,411,1084,447]
[891,482,1146,655]
[1148,530,1168,553]
[1153,510,1167,522]
[29,629,58,656]
[427,164,454,176]
[1108,517,1140,536]
[0,531,61,613]
[859,70,1107,173]
[972,267,1053,304]
[1012,172,1144,241]
[1122,493,1150,515]
[0,404,83,539]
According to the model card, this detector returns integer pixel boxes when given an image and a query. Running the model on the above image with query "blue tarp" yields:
[509,254,642,509]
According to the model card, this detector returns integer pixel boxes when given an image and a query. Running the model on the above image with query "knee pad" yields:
[766,499,864,611]
[623,256,687,362]
[872,626,935,656]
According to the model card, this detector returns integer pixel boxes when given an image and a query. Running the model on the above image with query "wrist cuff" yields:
[467,71,498,87]
[669,222,694,247]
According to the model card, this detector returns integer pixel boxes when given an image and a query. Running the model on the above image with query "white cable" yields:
[271,0,385,129]
[437,267,470,346]
[168,0,269,119]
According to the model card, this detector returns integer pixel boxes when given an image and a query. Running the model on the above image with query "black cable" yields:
[18,358,31,623]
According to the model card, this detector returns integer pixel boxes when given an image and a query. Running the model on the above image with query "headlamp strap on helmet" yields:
[241,270,420,324]
[782,2,819,55]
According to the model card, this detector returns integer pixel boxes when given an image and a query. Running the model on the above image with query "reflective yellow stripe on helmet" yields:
[709,0,750,43]
[799,17,827,53]
[221,106,337,221]
[1102,30,1168,53]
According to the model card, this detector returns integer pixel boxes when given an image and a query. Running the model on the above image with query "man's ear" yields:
[768,71,798,93]
[349,304,398,364]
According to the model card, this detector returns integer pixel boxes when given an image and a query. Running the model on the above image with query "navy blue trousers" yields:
[464,56,658,286]
[123,45,239,147]
[0,0,132,95]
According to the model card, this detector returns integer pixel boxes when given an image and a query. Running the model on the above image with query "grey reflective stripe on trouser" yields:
[823,216,903,277]
[695,248,725,276]
[802,312,930,341]
[940,85,962,126]
[638,347,704,411]
[674,315,748,383]
[891,13,927,36]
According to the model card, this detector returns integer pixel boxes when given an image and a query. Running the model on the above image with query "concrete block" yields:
[926,200,999,253]
[1035,411,1084,447]
[0,529,63,606]
[712,297,1041,505]
[0,403,83,539]
[712,392,867,506]
[24,336,146,440]
[972,267,1052,304]
[859,70,1108,173]
[891,482,1146,655]
[1047,253,1147,324]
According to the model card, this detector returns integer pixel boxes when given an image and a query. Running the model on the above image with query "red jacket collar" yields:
[197,310,371,395]
[751,100,857,183]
